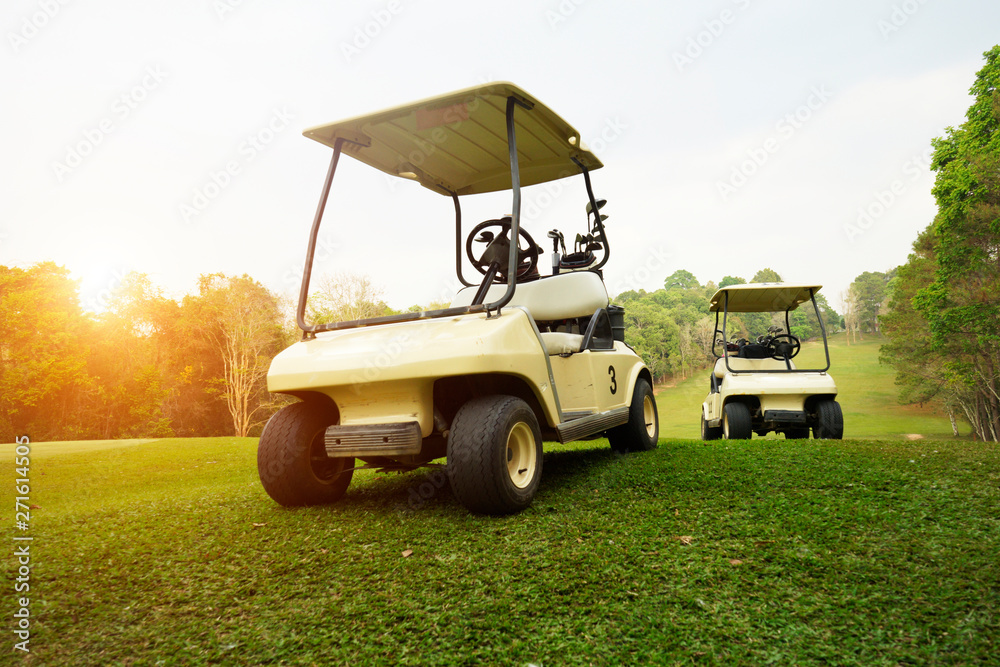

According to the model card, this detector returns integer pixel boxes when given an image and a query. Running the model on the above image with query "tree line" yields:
[878,46,1000,441]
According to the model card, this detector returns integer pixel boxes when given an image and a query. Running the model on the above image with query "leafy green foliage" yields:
[616,270,838,384]
[0,265,290,441]
[882,45,1000,440]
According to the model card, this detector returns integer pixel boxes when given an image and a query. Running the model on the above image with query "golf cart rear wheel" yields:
[813,400,844,439]
[723,402,752,440]
[609,378,659,453]
[447,395,543,515]
[257,402,354,507]
[701,413,723,440]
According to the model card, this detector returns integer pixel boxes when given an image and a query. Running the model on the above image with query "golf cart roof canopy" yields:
[709,283,823,313]
[302,82,603,196]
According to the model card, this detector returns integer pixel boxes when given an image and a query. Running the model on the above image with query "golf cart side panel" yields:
[549,345,647,415]
[267,309,560,433]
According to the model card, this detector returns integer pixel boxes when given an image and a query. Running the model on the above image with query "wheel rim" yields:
[506,422,537,489]
[642,395,656,439]
[310,431,348,483]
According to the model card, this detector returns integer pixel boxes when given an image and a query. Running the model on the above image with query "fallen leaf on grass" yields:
[729,559,744,566]
[30,505,41,510]
[402,549,413,558]
[251,523,266,528]
[675,536,694,545]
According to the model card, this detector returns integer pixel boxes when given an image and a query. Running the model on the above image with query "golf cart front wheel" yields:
[609,378,659,453]
[257,402,354,507]
[813,400,844,439]
[701,412,723,441]
[447,395,543,515]
[723,402,752,440]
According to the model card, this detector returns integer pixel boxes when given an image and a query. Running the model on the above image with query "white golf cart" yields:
[700,283,843,440]
[257,82,658,515]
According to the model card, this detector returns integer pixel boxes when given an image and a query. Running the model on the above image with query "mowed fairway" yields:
[4,430,998,665]
[657,333,959,440]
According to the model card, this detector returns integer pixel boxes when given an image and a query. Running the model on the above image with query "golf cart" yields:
[700,283,843,440]
[258,82,658,515]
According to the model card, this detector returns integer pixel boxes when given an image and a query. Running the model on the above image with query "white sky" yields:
[3,0,998,314]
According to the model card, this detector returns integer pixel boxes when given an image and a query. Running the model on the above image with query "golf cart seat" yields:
[713,356,796,378]
[450,270,608,319]
[450,271,609,354]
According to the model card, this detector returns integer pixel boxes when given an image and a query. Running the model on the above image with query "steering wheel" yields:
[768,333,801,360]
[466,218,539,281]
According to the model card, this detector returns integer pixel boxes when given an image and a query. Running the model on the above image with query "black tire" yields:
[447,395,543,515]
[701,412,723,440]
[813,400,844,439]
[257,402,354,507]
[609,378,659,453]
[723,402,752,440]
[785,427,811,439]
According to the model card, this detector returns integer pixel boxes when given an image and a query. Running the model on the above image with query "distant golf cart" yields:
[700,283,843,440]
[257,82,658,515]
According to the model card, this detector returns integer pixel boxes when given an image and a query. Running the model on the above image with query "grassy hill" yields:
[5,431,998,665]
[655,332,960,440]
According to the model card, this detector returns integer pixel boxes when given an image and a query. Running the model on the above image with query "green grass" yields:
[4,435,999,665]
[656,333,959,440]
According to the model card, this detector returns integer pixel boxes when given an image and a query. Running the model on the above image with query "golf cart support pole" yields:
[484,95,533,315]
[452,193,473,287]
[296,138,344,338]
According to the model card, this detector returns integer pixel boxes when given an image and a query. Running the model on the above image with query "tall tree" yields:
[189,274,287,437]
[883,45,1000,441]
[0,263,92,441]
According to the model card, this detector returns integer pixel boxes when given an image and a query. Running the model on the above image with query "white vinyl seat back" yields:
[450,271,609,321]
[713,356,797,378]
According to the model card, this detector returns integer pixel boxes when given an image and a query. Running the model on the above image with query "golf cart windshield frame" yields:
[714,288,832,373]
[295,94,610,338]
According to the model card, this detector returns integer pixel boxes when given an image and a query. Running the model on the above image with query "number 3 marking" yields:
[608,365,617,394]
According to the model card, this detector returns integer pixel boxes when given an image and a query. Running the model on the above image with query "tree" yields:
[848,271,892,333]
[189,274,287,437]
[663,269,699,290]
[719,275,746,288]
[0,263,93,441]
[751,268,782,283]
[308,272,394,323]
[882,46,1000,441]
